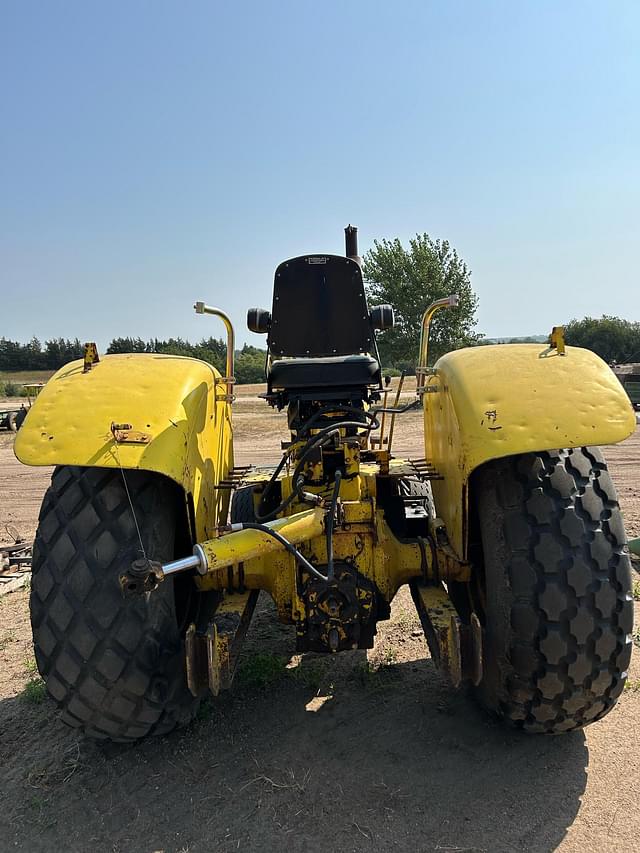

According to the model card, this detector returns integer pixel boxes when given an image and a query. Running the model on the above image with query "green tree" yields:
[235,344,266,384]
[107,337,147,354]
[363,234,480,368]
[563,316,640,364]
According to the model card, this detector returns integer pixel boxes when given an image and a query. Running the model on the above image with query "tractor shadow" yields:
[1,621,589,853]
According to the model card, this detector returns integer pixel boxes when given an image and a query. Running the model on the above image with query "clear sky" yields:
[1,1,638,350]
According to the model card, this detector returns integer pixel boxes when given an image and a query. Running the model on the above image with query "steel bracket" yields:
[185,589,259,697]
[410,580,482,687]
[110,422,151,444]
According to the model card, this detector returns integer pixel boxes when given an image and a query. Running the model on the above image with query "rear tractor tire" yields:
[31,466,207,741]
[473,447,633,733]
[230,485,258,523]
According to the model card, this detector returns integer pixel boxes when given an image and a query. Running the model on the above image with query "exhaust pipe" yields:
[345,224,362,267]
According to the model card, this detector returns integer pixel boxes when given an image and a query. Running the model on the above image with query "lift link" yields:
[185,590,260,697]
[120,507,328,590]
[197,508,326,578]
[410,580,483,687]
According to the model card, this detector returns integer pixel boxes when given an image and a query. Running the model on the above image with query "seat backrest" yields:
[267,255,376,358]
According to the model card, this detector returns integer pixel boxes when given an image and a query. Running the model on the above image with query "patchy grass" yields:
[382,646,398,665]
[348,657,403,693]
[632,578,640,602]
[633,626,640,649]
[290,659,326,691]
[24,657,38,674]
[195,697,216,722]
[237,654,336,692]
[625,678,640,693]
[238,653,287,688]
[27,743,84,790]
[21,678,47,704]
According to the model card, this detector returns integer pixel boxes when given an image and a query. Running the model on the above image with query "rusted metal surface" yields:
[110,422,151,444]
[550,326,566,354]
[119,558,165,596]
[0,540,32,567]
[185,623,208,696]
[297,563,376,654]
[185,590,259,697]
[409,580,482,688]
[0,533,32,596]
[82,341,100,372]
[407,457,444,481]
[410,581,463,685]
[429,517,471,583]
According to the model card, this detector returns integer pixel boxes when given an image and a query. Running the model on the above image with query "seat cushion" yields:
[269,355,380,390]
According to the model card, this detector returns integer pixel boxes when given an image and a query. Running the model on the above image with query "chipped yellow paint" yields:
[424,343,636,559]
[14,353,233,540]
[198,508,326,575]
[193,476,461,623]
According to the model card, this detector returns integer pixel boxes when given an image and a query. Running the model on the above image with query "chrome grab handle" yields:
[194,302,235,400]
[416,294,459,390]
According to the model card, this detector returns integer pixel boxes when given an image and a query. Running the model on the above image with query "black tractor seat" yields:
[269,355,380,390]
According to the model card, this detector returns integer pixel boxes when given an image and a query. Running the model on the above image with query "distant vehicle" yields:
[0,384,45,431]
[612,364,640,410]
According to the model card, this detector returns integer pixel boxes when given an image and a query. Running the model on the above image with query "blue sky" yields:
[1,1,638,350]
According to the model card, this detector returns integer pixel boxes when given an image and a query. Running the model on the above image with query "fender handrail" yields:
[416,294,459,390]
[194,302,235,400]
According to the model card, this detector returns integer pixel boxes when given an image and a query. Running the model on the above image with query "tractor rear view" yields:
[15,226,636,741]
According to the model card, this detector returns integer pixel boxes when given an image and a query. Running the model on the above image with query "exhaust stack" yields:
[344,224,362,267]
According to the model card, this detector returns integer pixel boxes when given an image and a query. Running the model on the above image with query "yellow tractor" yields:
[15,226,636,741]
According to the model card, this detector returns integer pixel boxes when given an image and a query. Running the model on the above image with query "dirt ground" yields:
[1,382,639,853]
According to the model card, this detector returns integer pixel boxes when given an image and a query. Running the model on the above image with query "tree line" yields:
[0,335,267,384]
[3,234,638,383]
[0,337,85,371]
[107,336,267,384]
[563,316,640,364]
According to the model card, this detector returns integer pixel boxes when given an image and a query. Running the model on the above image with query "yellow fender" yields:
[14,353,233,541]
[424,344,635,559]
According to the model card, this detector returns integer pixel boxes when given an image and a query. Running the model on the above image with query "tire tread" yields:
[476,446,632,733]
[31,466,199,741]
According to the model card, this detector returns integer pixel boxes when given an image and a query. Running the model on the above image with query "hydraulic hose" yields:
[256,415,380,523]
[234,522,329,582]
[256,430,339,522]
[299,405,379,437]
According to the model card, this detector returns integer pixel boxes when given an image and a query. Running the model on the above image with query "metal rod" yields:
[162,553,205,576]
[194,302,235,399]
[326,469,342,580]
[416,294,459,389]
[371,398,421,415]
[162,507,327,583]
[375,388,389,448]
[387,372,405,454]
